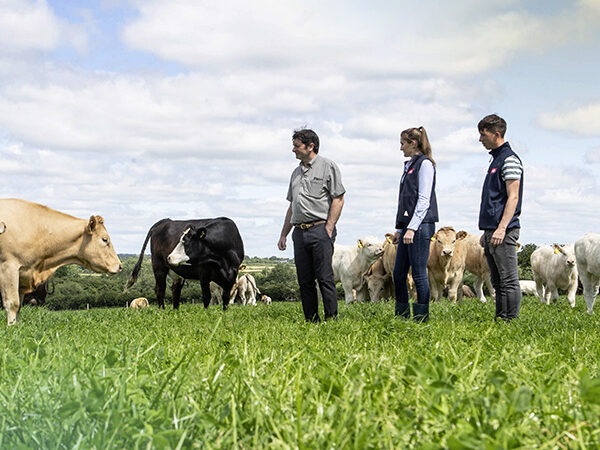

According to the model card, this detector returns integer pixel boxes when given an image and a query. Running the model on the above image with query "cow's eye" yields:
[102,236,109,244]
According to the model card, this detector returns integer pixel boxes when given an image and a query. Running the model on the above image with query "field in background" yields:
[1,297,600,448]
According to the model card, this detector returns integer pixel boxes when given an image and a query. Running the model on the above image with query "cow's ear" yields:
[553,244,565,255]
[191,226,207,239]
[87,216,98,234]
[357,239,364,249]
[239,264,247,271]
[456,231,468,240]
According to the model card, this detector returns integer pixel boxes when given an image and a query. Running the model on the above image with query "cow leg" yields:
[0,268,20,326]
[200,278,212,309]
[551,286,559,305]
[484,274,495,300]
[171,277,185,310]
[341,278,355,304]
[474,277,486,303]
[580,271,599,314]
[566,278,577,308]
[154,271,168,309]
[544,285,553,305]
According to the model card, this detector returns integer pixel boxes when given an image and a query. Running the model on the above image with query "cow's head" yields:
[167,226,207,266]
[80,215,122,274]
[357,236,385,265]
[553,243,576,267]
[431,227,468,259]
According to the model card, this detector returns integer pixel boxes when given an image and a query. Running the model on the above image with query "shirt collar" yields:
[489,141,510,158]
[300,154,320,168]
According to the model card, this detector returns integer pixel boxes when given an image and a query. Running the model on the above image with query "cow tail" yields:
[124,222,159,291]
[249,275,260,294]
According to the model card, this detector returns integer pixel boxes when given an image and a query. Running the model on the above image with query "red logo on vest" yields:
[490,168,498,174]
[407,168,415,174]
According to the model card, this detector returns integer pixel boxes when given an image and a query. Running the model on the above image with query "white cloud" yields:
[585,148,600,163]
[538,102,600,136]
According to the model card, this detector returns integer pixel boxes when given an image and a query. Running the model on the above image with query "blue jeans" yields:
[393,222,435,308]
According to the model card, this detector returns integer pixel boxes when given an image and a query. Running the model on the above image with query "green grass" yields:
[1,296,600,449]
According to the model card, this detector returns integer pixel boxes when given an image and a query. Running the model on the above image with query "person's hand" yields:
[403,229,415,244]
[391,231,401,245]
[491,227,506,247]
[278,236,287,251]
[325,223,334,238]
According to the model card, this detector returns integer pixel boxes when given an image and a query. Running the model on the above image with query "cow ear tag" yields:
[386,236,392,244]
[199,229,206,239]
[516,243,521,251]
[358,241,364,248]
[431,237,436,242]
[554,247,560,255]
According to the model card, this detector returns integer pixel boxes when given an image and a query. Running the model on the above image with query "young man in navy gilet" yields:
[478,114,523,320]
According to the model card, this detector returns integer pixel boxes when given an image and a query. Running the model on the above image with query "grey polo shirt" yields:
[286,154,345,225]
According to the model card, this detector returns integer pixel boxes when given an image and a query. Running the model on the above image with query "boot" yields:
[395,301,410,319]
[412,302,429,323]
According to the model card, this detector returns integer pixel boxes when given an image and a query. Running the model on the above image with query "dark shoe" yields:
[395,301,410,318]
[412,303,429,323]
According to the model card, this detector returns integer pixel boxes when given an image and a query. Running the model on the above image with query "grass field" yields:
[1,296,600,448]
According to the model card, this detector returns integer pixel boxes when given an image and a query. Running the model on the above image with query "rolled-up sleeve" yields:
[406,160,434,231]
[326,161,346,198]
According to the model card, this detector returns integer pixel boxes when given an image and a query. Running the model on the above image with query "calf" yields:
[574,233,600,314]
[260,295,272,304]
[231,273,260,306]
[130,297,149,309]
[531,244,578,307]
[427,227,468,303]
[332,237,384,303]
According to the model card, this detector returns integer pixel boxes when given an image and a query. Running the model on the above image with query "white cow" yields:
[531,244,578,307]
[575,233,600,314]
[332,237,384,304]
[519,280,538,296]
[231,273,260,306]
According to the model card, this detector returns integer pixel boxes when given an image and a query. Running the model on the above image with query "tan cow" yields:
[365,256,394,302]
[230,273,260,306]
[427,227,468,303]
[130,297,149,309]
[260,294,272,304]
[0,199,122,325]
[463,233,494,303]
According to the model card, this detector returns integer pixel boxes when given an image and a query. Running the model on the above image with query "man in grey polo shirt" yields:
[278,129,345,322]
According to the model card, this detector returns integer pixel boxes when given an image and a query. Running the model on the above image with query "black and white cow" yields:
[125,218,244,310]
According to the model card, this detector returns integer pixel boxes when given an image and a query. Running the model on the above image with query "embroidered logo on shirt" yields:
[404,211,409,216]
[490,168,498,174]
[407,168,415,174]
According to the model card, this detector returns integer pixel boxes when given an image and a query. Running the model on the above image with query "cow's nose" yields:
[118,263,123,272]
[167,256,173,264]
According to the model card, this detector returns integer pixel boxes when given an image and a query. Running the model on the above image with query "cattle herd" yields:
[1,198,600,326]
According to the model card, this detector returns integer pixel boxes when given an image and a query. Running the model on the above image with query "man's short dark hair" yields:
[478,114,507,138]
[293,129,320,154]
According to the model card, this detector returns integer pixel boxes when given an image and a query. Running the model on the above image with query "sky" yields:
[0,0,599,258]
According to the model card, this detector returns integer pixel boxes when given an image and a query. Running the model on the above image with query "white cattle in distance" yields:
[427,227,468,303]
[519,280,538,296]
[129,297,149,309]
[260,294,272,304]
[463,233,494,303]
[230,273,260,306]
[332,237,385,304]
[574,233,600,314]
[531,244,578,307]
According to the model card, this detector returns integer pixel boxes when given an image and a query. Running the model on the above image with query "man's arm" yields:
[278,204,293,251]
[326,194,344,237]
[490,179,520,246]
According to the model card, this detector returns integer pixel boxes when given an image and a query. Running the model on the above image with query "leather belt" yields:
[296,220,326,230]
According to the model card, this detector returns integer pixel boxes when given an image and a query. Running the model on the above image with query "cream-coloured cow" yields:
[332,237,384,304]
[130,297,149,309]
[260,294,272,304]
[463,233,494,303]
[519,280,538,296]
[531,244,578,307]
[427,227,468,303]
[230,273,260,306]
[575,233,600,314]
[0,199,122,325]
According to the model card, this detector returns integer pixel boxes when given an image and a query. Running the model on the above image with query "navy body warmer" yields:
[478,142,523,230]
[395,154,439,229]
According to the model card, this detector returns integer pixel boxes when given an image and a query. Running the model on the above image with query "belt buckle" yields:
[300,223,312,230]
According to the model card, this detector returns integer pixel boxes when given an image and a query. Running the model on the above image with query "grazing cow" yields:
[0,199,122,325]
[519,280,538,296]
[332,237,384,304]
[260,294,272,304]
[463,233,494,303]
[531,244,578,307]
[574,233,600,314]
[130,297,149,309]
[126,218,244,310]
[427,227,468,303]
[365,256,393,302]
[231,273,260,306]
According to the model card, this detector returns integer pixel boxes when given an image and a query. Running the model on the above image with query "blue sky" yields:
[1,0,599,257]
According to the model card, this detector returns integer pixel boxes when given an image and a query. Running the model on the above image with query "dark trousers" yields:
[483,228,522,320]
[393,223,435,314]
[292,224,338,322]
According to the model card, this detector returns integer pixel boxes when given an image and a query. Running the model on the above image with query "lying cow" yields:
[130,297,149,309]
[332,237,384,304]
[464,233,494,303]
[428,227,468,303]
[574,233,600,314]
[260,294,272,304]
[231,273,260,305]
[0,198,122,325]
[519,280,538,296]
[531,244,578,307]
[125,218,244,310]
